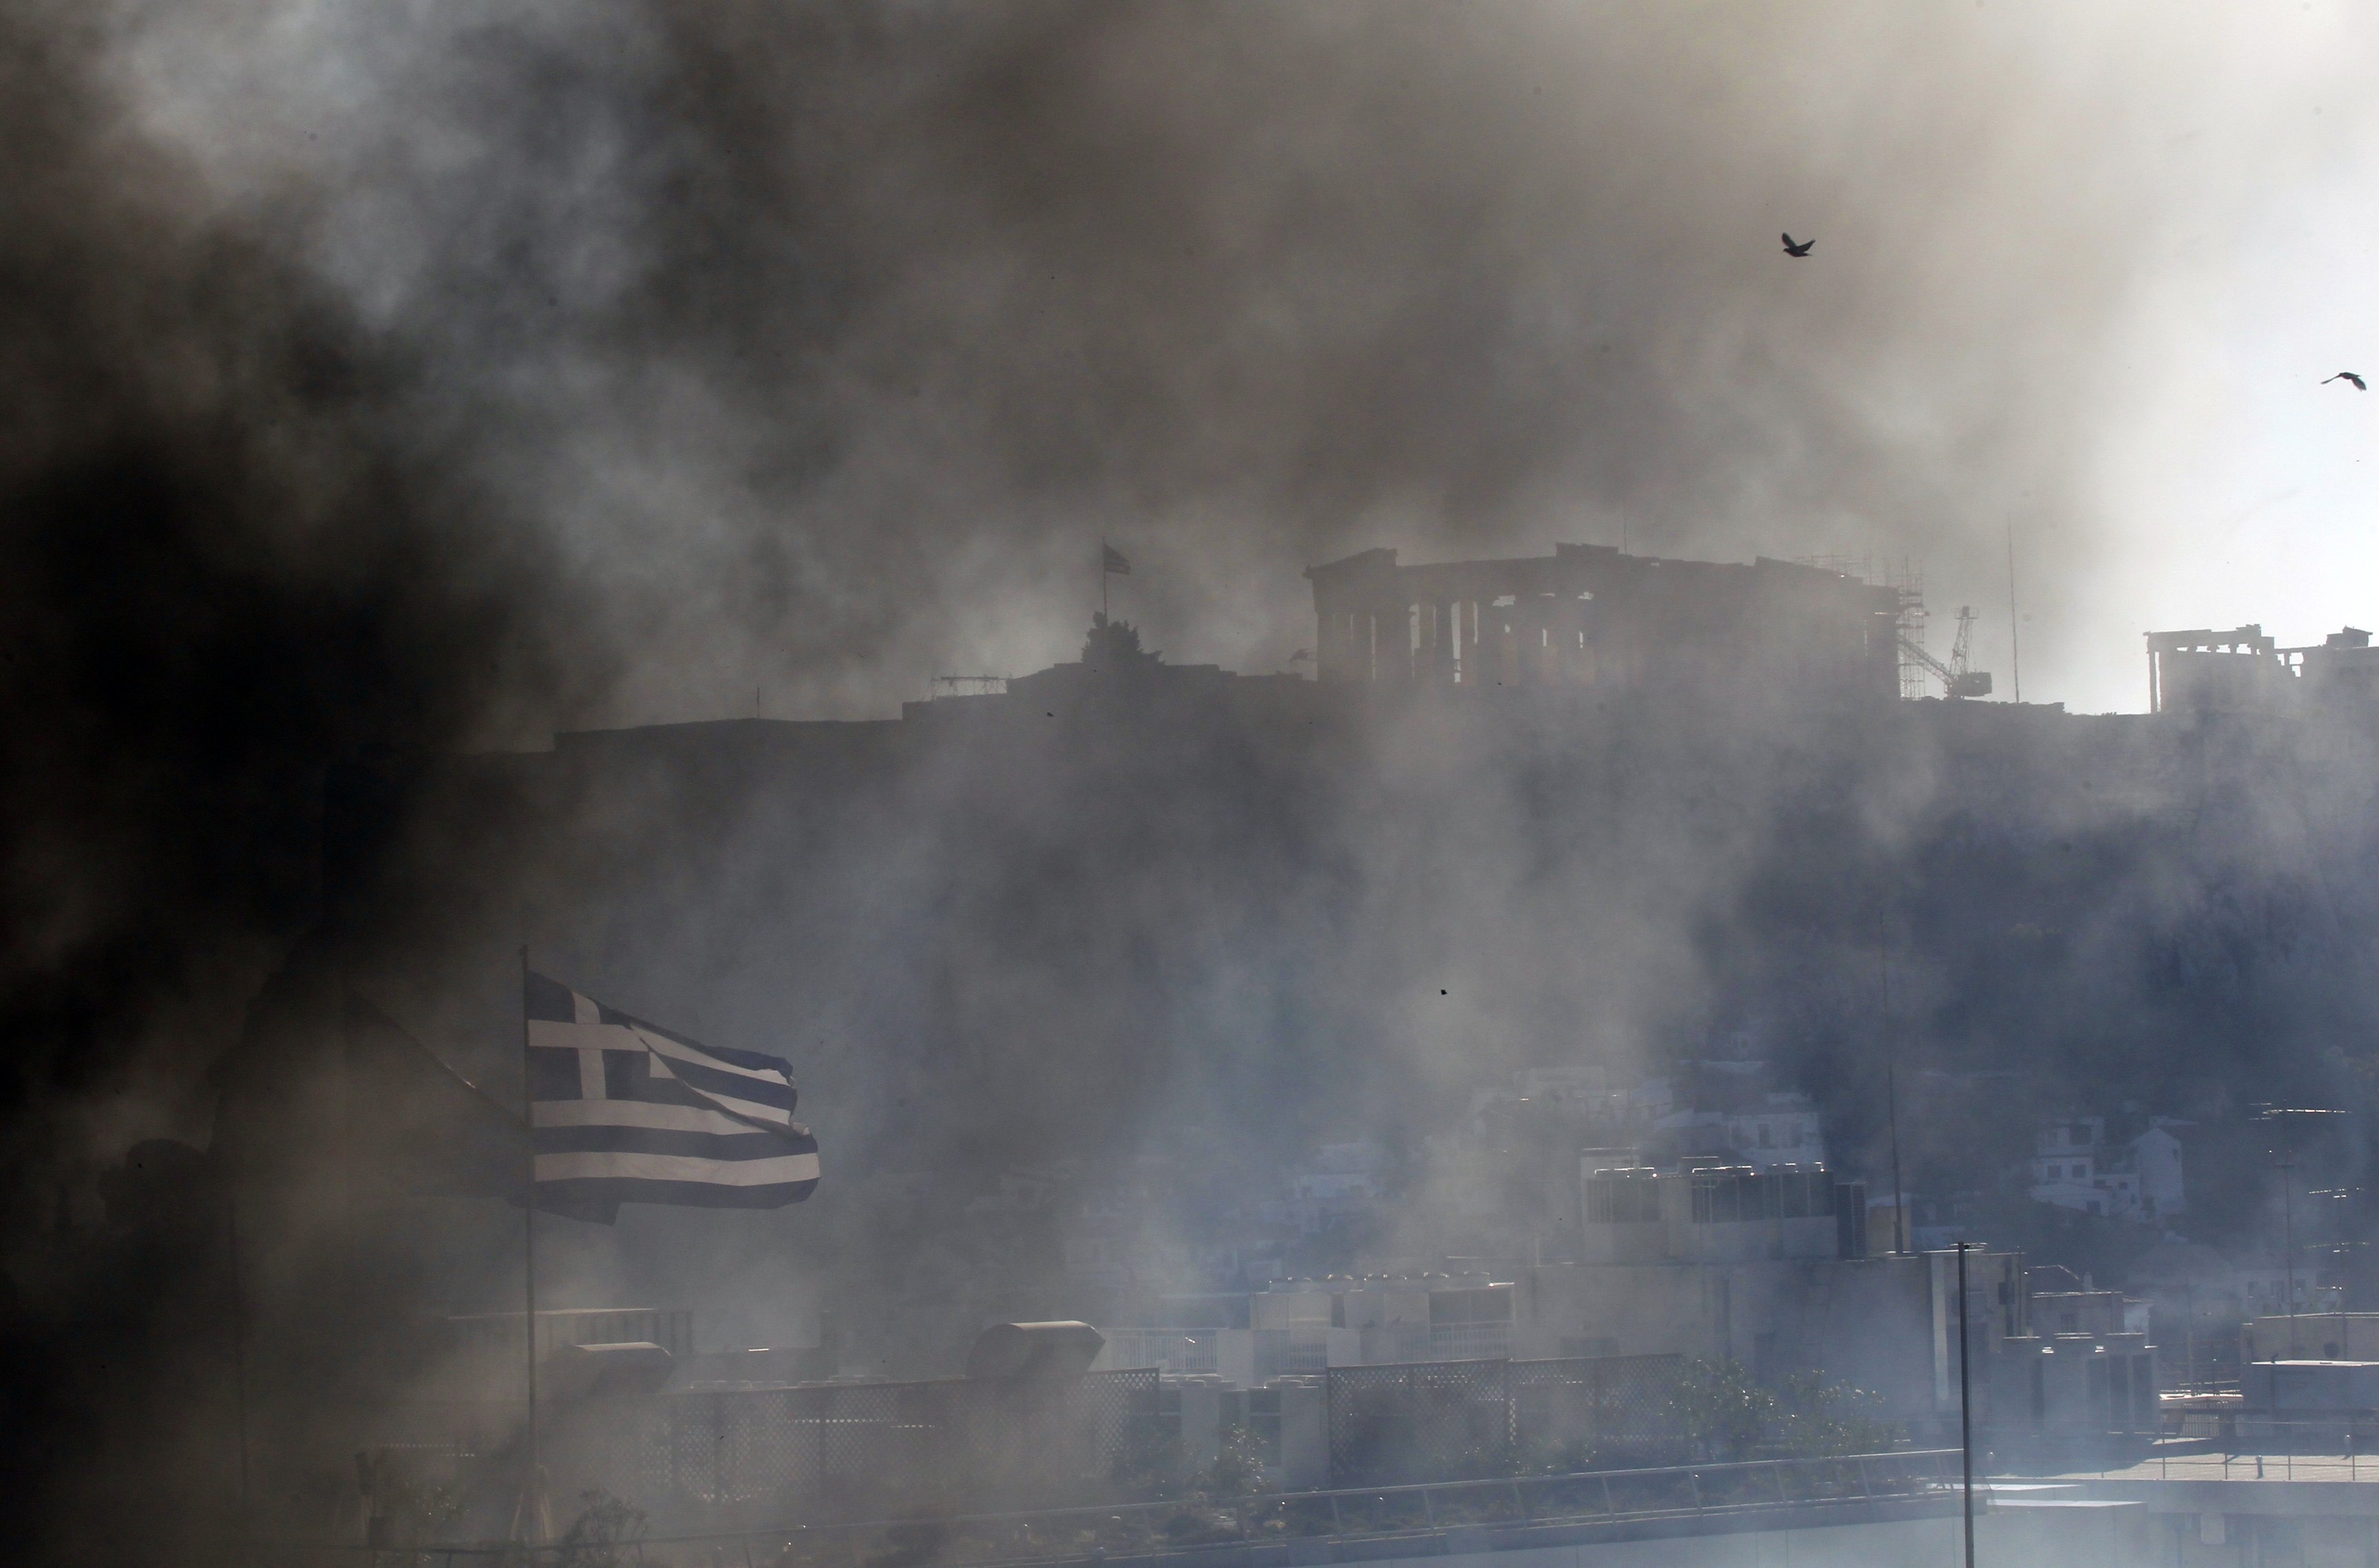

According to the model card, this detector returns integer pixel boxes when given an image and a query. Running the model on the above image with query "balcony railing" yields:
[1099,1329,1220,1375]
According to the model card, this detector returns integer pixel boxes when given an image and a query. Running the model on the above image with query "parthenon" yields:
[1302,543,1903,697]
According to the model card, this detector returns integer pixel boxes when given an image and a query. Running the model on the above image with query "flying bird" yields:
[1781,233,1815,257]
[2323,372,2367,391]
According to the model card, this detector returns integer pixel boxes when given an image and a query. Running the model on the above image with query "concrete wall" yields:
[2248,1317,2379,1364]
[1377,1507,2144,1568]
[1516,1255,1943,1421]
[1349,1498,2379,1568]
[2083,1478,2379,1568]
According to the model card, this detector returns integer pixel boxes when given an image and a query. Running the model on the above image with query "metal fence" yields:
[1512,1354,1689,1465]
[369,1355,1689,1529]
[1329,1360,1514,1485]
[1326,1354,1684,1485]
[552,1369,1163,1524]
[260,1448,1962,1568]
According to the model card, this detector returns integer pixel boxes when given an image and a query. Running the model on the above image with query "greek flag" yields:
[526,971,818,1220]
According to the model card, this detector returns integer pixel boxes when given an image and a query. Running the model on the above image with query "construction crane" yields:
[1899,606,1994,699]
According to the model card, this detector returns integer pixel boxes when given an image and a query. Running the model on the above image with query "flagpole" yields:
[225,1183,251,1540]
[519,944,540,1545]
[1100,540,1108,623]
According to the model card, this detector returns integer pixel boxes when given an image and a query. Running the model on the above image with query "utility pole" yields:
[1957,1242,1976,1568]
[1888,1062,1907,1254]
[2278,1151,2300,1358]
[1880,940,1907,1254]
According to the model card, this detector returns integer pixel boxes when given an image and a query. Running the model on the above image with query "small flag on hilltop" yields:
[1102,543,1130,575]
[525,971,818,1222]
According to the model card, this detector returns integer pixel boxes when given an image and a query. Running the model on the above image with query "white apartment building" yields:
[2029,1117,2186,1222]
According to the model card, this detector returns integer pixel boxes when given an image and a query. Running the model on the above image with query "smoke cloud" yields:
[105,0,2347,717]
[7,2,2379,1562]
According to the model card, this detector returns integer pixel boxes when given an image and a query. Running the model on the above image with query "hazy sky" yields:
[2067,1,2379,712]
[84,1,2379,725]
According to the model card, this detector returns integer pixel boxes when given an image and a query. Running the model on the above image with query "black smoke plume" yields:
[1,3,2371,1562]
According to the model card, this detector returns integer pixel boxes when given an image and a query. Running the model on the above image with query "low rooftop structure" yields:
[1579,1160,1858,1264]
[2245,1313,2379,1364]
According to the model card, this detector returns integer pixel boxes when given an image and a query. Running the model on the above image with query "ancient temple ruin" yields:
[1302,544,1903,698]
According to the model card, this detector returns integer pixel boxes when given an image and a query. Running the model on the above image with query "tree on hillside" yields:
[1667,1359,1903,1461]
[1081,613,1163,675]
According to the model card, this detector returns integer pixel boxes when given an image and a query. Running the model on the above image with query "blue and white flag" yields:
[526,971,818,1220]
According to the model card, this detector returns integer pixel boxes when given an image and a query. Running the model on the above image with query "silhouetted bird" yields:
[1781,233,1815,257]
[2323,372,2367,390]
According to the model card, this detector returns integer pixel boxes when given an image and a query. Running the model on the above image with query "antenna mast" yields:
[2007,522,2022,703]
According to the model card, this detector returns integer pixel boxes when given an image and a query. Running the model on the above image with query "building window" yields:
[1586,1170,1662,1224]
[1688,1167,1835,1224]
